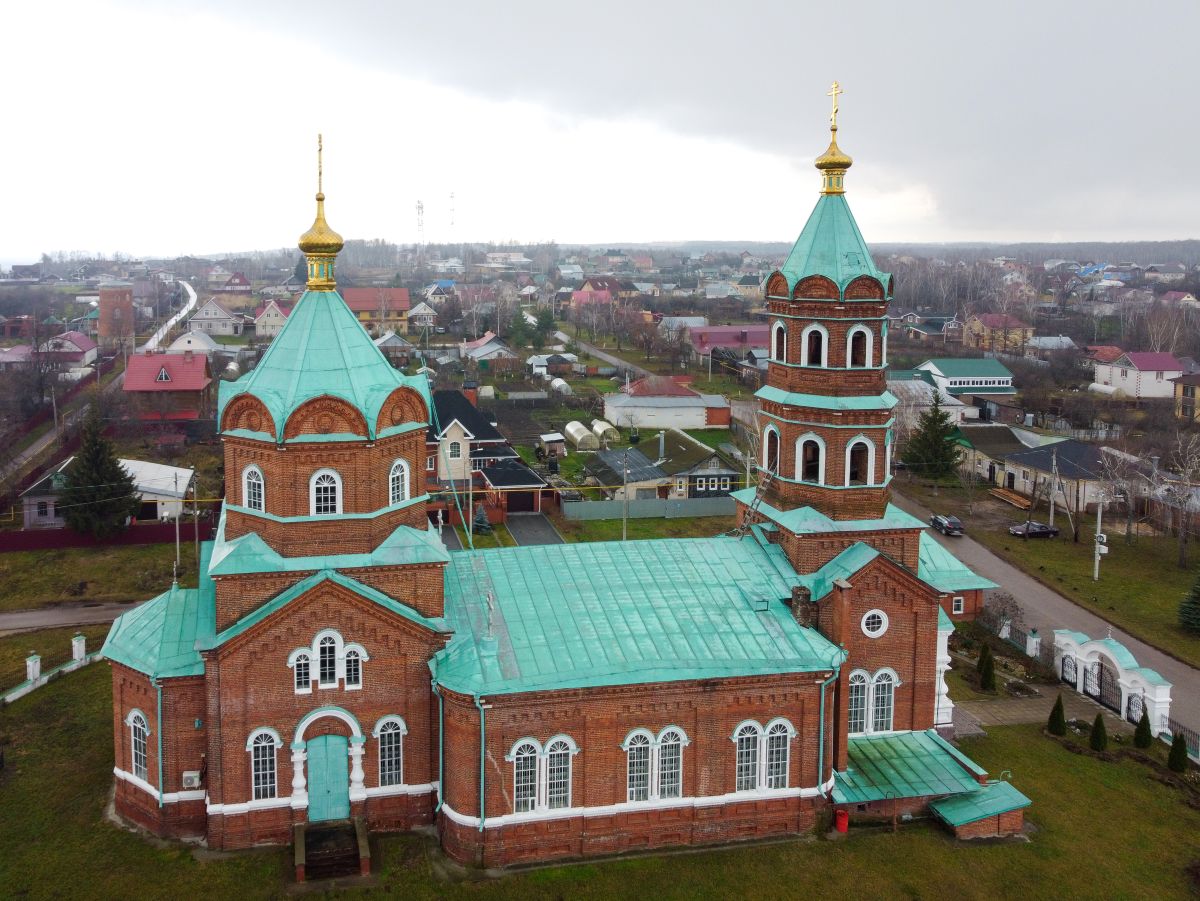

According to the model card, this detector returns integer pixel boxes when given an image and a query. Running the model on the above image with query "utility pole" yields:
[1049,448,1057,527]
[174,472,181,572]
[622,449,629,542]
[1094,497,1108,581]
[193,474,200,572]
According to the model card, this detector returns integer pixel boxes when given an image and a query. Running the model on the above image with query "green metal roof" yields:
[207,510,449,577]
[206,569,447,649]
[102,542,216,679]
[775,193,891,296]
[921,358,1013,379]
[938,607,955,631]
[217,288,431,441]
[433,534,846,696]
[799,542,880,603]
[729,489,926,535]
[918,533,998,593]
[756,384,898,412]
[833,729,986,804]
[929,780,1031,827]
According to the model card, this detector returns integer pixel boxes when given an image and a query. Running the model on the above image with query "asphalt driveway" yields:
[506,513,565,546]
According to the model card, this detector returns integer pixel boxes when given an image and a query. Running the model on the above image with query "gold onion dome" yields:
[298,191,344,255]
[815,81,851,194]
[814,129,853,172]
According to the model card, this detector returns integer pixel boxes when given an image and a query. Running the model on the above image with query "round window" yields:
[861,609,888,638]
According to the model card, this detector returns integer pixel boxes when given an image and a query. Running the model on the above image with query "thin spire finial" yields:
[317,133,323,196]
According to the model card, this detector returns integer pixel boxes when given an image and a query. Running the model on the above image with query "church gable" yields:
[283,395,369,440]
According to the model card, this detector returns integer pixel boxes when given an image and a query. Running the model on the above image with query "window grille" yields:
[627,734,651,802]
[658,731,683,799]
[765,723,790,789]
[735,725,760,792]
[294,653,310,692]
[513,743,538,812]
[379,722,404,787]
[251,733,277,800]
[130,713,148,781]
[546,740,572,809]
[318,636,337,686]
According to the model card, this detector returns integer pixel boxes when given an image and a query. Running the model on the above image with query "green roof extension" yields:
[756,384,898,412]
[217,288,431,441]
[798,542,880,603]
[938,607,955,631]
[918,532,999,593]
[929,780,1031,827]
[432,534,846,696]
[920,358,1013,379]
[729,489,926,534]
[775,193,891,296]
[833,729,987,804]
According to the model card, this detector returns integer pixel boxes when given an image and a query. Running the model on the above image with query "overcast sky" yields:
[3,0,1197,262]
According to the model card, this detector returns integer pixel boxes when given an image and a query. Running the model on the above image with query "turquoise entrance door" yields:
[306,735,351,822]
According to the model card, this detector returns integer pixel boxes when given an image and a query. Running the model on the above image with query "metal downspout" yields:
[474,694,486,832]
[817,670,839,798]
[432,680,445,812]
[154,677,164,808]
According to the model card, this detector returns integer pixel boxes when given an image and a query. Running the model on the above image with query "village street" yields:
[555,330,651,378]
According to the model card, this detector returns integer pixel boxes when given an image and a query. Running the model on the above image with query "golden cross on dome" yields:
[317,134,324,195]
[827,81,843,129]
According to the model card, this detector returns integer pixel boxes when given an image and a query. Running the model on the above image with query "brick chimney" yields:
[462,380,478,406]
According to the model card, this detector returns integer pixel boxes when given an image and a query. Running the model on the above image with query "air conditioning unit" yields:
[181,771,202,790]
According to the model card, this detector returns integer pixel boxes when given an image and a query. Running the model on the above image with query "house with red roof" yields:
[123,350,214,421]
[1085,345,1124,365]
[685,324,770,363]
[1161,290,1198,307]
[220,271,252,294]
[603,375,731,429]
[40,330,97,366]
[338,287,410,335]
[1094,351,1183,400]
[253,300,292,339]
[963,313,1034,352]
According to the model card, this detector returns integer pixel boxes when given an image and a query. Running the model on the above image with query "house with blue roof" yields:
[102,116,1026,872]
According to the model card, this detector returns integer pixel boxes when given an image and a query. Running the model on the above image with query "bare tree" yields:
[1098,446,1145,546]
[1151,432,1200,568]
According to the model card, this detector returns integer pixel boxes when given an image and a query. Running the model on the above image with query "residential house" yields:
[422,280,455,303]
[603,375,731,430]
[460,331,518,369]
[408,302,437,332]
[1003,440,1111,515]
[1023,335,1076,360]
[165,330,222,357]
[478,458,549,514]
[735,274,762,299]
[187,297,243,336]
[658,316,707,336]
[1093,351,1182,400]
[431,257,465,275]
[1145,264,1187,283]
[373,331,414,366]
[1162,291,1198,307]
[1084,345,1124,368]
[905,316,963,344]
[554,263,584,283]
[963,313,1034,352]
[122,350,214,421]
[584,429,739,500]
[953,423,1040,487]
[1171,373,1200,423]
[205,264,231,287]
[253,300,291,339]
[0,345,32,370]
[915,358,1016,420]
[220,272,252,294]
[888,373,973,439]
[41,330,97,366]
[685,324,770,364]
[21,457,194,529]
[527,353,578,377]
[339,287,411,336]
[580,276,623,294]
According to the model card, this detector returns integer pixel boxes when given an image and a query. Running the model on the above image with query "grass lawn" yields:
[454,522,517,549]
[0,543,192,612]
[0,624,110,688]
[551,514,736,543]
[898,479,1200,669]
[3,660,1200,899]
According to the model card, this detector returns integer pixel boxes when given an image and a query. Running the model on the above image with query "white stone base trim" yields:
[441,783,826,830]
[202,782,437,815]
[113,767,206,804]
[365,782,437,799]
[206,796,294,816]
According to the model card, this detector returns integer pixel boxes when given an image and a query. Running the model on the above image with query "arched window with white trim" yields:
[546,738,573,809]
[771,321,787,362]
[796,433,825,484]
[657,728,685,799]
[512,741,539,812]
[873,671,895,733]
[345,648,363,689]
[734,722,761,792]
[318,635,337,687]
[763,426,780,474]
[310,468,342,515]
[291,651,311,694]
[247,729,281,800]
[373,716,408,787]
[626,731,652,802]
[622,727,689,803]
[845,437,876,486]
[448,440,462,460]
[765,719,793,789]
[388,459,410,505]
[243,465,264,512]
[846,325,873,368]
[127,710,149,781]
[733,719,794,792]
[848,671,868,734]
[801,324,828,367]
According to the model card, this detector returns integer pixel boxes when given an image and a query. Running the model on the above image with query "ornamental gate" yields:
[1083,661,1122,713]
[1127,691,1145,725]
[1061,654,1077,686]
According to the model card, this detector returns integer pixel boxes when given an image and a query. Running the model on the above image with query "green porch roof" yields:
[756,384,898,412]
[775,193,891,296]
[729,489,926,535]
[217,287,431,441]
[207,510,449,577]
[929,780,1031,827]
[102,542,216,679]
[918,532,998,593]
[833,729,987,804]
[433,534,846,696]
[939,607,955,631]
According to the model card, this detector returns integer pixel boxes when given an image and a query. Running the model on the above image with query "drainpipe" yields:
[432,680,445,812]
[474,694,487,832]
[816,669,839,798]
[154,677,165,808]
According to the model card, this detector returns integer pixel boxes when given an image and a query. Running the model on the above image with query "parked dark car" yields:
[1008,520,1060,538]
[930,514,964,536]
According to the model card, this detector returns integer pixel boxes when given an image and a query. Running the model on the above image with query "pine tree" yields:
[1179,572,1200,635]
[901,393,962,478]
[1090,713,1108,752]
[1168,732,1190,773]
[1047,693,1067,736]
[976,643,992,676]
[1134,708,1153,749]
[980,648,996,692]
[60,409,140,539]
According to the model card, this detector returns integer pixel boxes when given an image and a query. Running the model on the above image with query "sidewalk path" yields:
[0,602,141,636]
[892,487,1200,725]
[555,331,650,378]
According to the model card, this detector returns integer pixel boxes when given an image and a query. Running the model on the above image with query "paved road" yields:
[892,488,1200,725]
[141,280,197,352]
[0,601,141,636]
[439,525,463,551]
[506,513,565,546]
[555,331,650,378]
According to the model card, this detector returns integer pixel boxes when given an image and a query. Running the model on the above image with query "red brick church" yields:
[103,112,1029,868]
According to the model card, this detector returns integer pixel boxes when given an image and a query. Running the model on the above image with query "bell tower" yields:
[754,84,895,522]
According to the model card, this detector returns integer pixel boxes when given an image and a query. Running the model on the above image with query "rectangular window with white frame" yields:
[952,596,964,615]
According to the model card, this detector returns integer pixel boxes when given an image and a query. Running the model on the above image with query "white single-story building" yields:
[21,457,195,529]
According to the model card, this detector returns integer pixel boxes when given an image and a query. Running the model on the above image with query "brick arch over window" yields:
[375,386,429,434]
[793,275,839,300]
[764,272,790,298]
[221,394,276,437]
[283,395,369,440]
[844,276,885,300]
